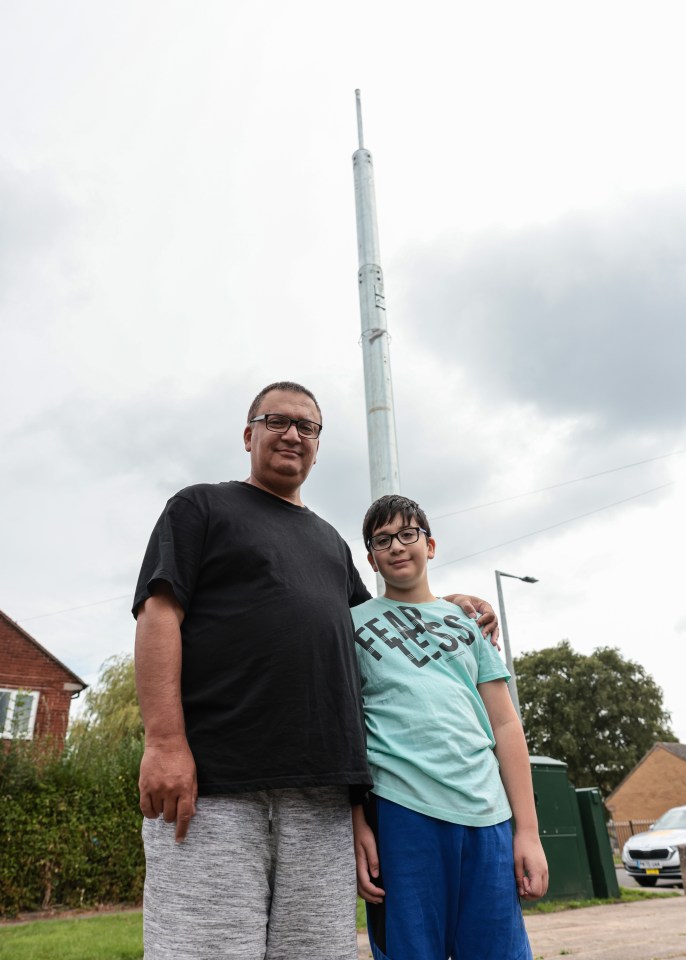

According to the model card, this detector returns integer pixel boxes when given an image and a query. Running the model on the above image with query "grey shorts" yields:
[142,786,357,960]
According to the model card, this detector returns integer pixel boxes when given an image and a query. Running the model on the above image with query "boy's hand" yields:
[352,805,385,904]
[443,594,500,648]
[513,831,549,901]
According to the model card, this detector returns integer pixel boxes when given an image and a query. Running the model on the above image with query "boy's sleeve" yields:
[475,627,511,685]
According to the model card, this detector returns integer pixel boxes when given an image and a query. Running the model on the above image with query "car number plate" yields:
[638,861,661,870]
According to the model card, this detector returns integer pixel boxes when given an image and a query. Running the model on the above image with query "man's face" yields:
[243,389,320,495]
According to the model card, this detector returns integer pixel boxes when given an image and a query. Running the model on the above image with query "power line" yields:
[431,481,674,571]
[19,594,131,623]
[345,447,685,542]
[430,449,685,523]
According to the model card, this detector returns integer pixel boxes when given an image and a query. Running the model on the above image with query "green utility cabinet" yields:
[575,787,620,898]
[529,756,594,901]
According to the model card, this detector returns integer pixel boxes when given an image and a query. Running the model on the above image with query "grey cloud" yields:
[2,375,372,539]
[0,162,78,295]
[4,381,252,496]
[397,193,686,435]
[364,320,683,572]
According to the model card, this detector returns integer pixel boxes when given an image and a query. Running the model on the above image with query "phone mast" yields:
[352,90,401,504]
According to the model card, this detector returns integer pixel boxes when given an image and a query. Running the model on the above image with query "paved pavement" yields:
[356,892,686,959]
[524,896,686,960]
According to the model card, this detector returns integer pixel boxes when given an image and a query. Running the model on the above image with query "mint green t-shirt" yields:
[352,596,512,826]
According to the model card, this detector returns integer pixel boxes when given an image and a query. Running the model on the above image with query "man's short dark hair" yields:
[247,382,322,424]
[362,494,431,549]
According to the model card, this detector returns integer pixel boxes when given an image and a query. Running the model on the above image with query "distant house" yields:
[0,609,87,748]
[605,742,686,822]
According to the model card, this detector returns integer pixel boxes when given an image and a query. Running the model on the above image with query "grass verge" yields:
[356,896,366,929]
[0,906,367,958]
[0,913,143,960]
[522,886,681,914]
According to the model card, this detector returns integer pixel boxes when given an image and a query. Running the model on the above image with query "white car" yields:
[622,805,686,887]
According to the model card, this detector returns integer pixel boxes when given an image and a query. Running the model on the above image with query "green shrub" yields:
[0,736,144,917]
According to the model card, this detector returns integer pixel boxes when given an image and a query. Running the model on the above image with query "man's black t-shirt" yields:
[133,481,373,798]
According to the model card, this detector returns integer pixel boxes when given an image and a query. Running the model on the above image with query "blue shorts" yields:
[365,795,532,960]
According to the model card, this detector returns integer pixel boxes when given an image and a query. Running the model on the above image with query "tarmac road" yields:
[617,865,684,893]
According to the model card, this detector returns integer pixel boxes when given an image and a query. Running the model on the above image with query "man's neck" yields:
[245,474,304,507]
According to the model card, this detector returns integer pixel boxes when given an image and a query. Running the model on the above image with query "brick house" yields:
[0,609,87,748]
[605,742,686,822]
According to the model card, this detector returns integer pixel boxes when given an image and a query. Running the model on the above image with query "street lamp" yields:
[494,570,538,723]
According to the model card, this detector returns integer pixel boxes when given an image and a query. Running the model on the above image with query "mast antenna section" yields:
[355,89,364,149]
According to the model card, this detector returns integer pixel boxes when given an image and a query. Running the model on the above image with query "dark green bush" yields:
[0,736,144,916]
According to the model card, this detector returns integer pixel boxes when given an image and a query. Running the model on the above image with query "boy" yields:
[352,494,548,960]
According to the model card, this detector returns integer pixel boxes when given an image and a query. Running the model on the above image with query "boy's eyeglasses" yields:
[249,413,322,440]
[368,526,428,552]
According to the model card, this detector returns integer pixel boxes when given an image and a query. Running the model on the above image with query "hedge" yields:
[0,737,145,917]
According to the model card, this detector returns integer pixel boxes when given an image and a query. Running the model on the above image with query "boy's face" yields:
[367,511,435,594]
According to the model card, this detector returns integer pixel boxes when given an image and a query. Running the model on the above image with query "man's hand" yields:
[352,805,385,904]
[513,830,549,900]
[442,593,500,648]
[139,734,198,843]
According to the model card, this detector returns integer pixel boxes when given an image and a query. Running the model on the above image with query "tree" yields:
[514,641,676,797]
[68,654,142,751]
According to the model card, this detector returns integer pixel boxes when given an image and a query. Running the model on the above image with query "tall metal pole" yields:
[494,571,538,724]
[352,90,401,507]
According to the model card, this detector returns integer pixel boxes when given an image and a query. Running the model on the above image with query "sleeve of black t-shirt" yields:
[131,493,207,618]
[347,556,372,607]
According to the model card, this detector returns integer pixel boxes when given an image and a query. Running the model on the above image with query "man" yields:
[133,381,499,960]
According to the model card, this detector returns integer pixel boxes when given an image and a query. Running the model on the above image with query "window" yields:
[0,689,39,739]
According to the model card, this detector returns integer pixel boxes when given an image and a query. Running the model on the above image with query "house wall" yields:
[0,618,77,747]
[606,748,686,821]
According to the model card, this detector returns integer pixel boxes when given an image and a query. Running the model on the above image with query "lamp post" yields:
[494,570,538,723]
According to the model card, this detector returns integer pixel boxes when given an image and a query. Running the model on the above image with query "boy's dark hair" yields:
[247,381,322,423]
[362,494,431,549]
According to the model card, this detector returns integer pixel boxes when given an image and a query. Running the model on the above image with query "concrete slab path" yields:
[357,895,686,959]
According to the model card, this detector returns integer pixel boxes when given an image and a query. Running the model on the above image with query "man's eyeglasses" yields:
[249,413,322,440]
[368,526,428,552]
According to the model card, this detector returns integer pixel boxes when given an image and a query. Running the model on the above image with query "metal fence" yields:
[608,819,655,852]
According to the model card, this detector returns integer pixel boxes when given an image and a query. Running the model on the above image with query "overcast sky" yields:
[2,1,685,747]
